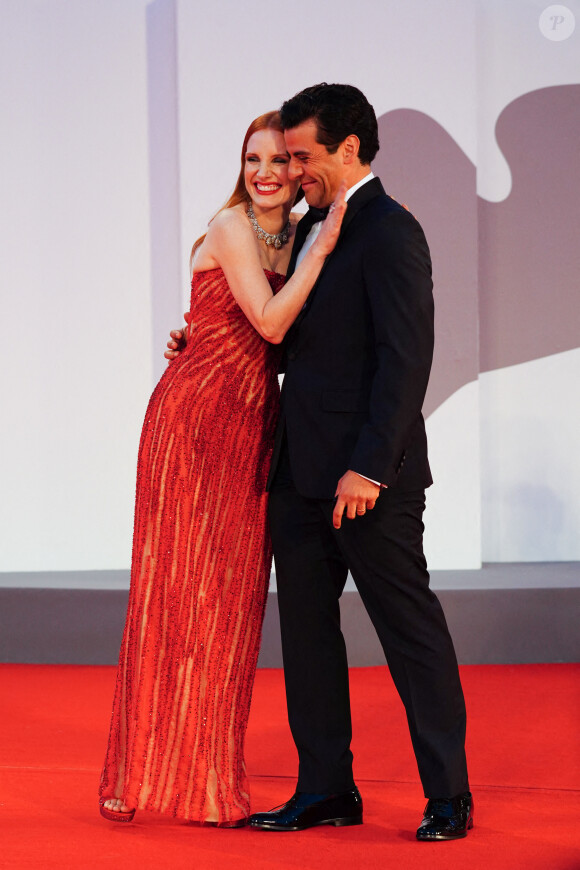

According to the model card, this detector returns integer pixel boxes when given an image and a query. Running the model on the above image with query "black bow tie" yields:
[308,205,330,222]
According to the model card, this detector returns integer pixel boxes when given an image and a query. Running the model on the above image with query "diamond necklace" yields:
[246,202,291,249]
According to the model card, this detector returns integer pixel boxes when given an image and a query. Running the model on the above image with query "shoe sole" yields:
[249,816,363,832]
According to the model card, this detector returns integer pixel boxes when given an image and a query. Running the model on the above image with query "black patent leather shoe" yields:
[416,791,473,841]
[249,788,363,831]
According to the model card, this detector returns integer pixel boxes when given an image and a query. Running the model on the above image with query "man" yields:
[168,83,472,841]
[249,84,471,841]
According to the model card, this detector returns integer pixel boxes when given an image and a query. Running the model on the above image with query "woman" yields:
[99,111,346,827]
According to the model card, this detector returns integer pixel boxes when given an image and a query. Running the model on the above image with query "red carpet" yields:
[2,664,579,869]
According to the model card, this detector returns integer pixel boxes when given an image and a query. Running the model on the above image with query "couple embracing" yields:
[99,82,472,842]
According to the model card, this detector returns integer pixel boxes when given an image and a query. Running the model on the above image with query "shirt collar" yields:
[344,171,374,202]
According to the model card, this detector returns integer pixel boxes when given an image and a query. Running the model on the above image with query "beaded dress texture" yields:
[100,268,284,824]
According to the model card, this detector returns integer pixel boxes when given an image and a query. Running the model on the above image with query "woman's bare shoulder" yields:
[210,203,248,231]
[204,204,253,250]
[194,205,253,270]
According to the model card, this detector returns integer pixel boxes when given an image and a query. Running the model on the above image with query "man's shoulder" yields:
[357,189,422,238]
[367,188,412,218]
[349,179,409,217]
[353,185,430,263]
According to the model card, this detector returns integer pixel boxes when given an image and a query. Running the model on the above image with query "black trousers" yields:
[268,441,469,798]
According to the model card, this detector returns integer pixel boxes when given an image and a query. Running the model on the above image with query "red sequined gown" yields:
[99,268,284,824]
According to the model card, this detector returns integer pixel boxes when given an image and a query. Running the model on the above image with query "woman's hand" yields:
[311,180,349,258]
[164,312,191,361]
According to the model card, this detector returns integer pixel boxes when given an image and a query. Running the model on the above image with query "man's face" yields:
[284,120,345,208]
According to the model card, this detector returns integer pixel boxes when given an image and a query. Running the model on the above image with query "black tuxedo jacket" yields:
[268,177,434,498]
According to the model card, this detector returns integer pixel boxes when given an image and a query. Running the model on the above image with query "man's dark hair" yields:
[280,83,380,165]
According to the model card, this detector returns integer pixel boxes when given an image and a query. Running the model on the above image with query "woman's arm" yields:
[206,183,347,344]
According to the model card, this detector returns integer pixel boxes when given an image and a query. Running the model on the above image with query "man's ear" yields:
[342,134,361,165]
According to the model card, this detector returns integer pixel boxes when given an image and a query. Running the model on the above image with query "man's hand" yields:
[164,312,191,361]
[333,470,380,530]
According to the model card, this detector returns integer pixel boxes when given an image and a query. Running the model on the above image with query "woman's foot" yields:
[99,798,136,823]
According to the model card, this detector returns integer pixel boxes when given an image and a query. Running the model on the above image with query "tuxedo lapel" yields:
[337,176,385,237]
[287,177,386,333]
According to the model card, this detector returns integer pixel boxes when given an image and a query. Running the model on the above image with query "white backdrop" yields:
[1,0,578,577]
[0,0,153,571]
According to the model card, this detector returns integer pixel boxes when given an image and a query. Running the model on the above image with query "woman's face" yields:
[244,129,300,210]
